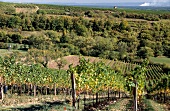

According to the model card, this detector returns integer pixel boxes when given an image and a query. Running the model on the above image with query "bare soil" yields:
[48,55,101,70]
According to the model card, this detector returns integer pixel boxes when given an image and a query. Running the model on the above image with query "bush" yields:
[162,64,170,74]
[137,47,154,59]
[0,42,8,49]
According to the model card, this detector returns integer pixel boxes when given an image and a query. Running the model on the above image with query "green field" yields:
[150,56,170,66]
[0,49,27,57]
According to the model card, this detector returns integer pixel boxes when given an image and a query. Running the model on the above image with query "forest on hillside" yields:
[0,2,170,62]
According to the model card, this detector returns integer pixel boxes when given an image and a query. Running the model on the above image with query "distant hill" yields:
[1,1,142,6]
[2,1,170,10]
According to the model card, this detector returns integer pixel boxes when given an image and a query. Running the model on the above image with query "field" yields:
[0,49,27,57]
[150,56,170,66]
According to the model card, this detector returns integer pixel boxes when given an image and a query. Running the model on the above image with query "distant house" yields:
[114,6,117,9]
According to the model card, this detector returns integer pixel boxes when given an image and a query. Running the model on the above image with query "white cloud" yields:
[140,0,170,6]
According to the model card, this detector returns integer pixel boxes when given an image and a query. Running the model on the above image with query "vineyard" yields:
[0,1,170,110]
[0,54,169,110]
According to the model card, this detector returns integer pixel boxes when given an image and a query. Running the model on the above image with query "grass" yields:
[143,99,155,111]
[0,49,27,57]
[105,98,123,110]
[149,56,170,66]
[0,93,107,111]
[105,98,132,111]
[9,101,74,111]
[143,99,166,111]
[0,94,74,111]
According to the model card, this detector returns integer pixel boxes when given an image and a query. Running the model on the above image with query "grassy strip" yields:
[0,94,74,111]
[105,98,131,110]
[149,57,170,66]
[0,49,27,57]
[143,99,165,111]
[143,99,155,111]
[106,98,123,110]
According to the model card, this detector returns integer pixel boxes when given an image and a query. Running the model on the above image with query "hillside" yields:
[0,1,170,67]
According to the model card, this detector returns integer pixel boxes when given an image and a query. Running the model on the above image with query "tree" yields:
[26,49,59,68]
[118,42,128,60]
[119,20,130,31]
[154,42,164,57]
[7,16,21,28]
[38,15,47,30]
[22,17,33,31]
[73,36,95,56]
[74,22,88,36]
[53,17,64,31]
[11,33,22,43]
[0,14,9,28]
[137,47,154,59]
[28,35,53,49]
[56,57,67,70]
[45,30,60,43]
[92,20,100,31]
[92,37,115,57]
[64,17,73,31]
[0,31,6,42]
[84,11,94,17]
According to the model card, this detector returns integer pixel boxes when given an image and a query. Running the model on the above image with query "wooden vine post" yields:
[0,83,3,100]
[71,72,76,108]
[108,88,110,100]
[133,80,137,111]
[132,59,148,111]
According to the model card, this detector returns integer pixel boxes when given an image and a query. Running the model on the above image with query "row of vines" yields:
[0,55,70,98]
[86,58,170,105]
[0,54,130,109]
[106,59,170,104]
[0,54,169,109]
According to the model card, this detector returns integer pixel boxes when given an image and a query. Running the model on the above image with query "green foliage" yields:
[126,59,148,103]
[74,22,88,36]
[14,4,36,8]
[0,54,70,90]
[25,48,62,68]
[84,10,94,17]
[137,47,154,59]
[119,20,130,31]
[0,2,170,62]
[45,30,60,43]
[115,8,170,20]
[68,57,126,94]
[117,42,128,60]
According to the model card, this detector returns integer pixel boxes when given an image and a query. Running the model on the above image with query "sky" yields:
[1,0,164,3]
[2,0,170,6]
